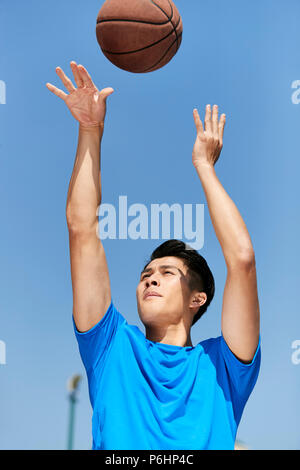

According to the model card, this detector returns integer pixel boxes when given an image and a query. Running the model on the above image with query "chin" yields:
[138,299,163,325]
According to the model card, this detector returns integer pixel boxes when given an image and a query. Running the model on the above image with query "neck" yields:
[145,323,193,348]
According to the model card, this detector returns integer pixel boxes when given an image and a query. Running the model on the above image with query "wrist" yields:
[194,162,215,174]
[79,122,104,134]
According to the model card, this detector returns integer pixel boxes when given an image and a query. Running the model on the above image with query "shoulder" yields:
[199,334,261,367]
[198,336,222,355]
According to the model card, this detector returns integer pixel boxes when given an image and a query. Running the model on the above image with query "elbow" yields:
[226,247,256,270]
[238,247,256,265]
[66,206,79,231]
[66,209,95,235]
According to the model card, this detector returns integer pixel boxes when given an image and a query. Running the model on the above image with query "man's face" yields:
[136,256,194,328]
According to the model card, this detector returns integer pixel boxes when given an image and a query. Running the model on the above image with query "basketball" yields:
[96,0,183,73]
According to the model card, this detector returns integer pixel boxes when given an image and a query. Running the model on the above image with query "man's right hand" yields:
[46,61,114,129]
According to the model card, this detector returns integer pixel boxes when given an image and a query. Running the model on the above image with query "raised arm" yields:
[46,62,115,332]
[192,105,260,363]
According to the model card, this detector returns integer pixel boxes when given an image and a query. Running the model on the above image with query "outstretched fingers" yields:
[193,108,204,135]
[70,61,84,88]
[193,104,226,145]
[218,113,226,145]
[46,62,102,106]
[55,66,76,93]
[45,82,68,100]
[204,104,212,134]
[212,105,219,137]
[76,64,98,89]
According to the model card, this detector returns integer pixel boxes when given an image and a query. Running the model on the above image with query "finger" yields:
[212,104,219,136]
[55,66,76,93]
[77,64,97,89]
[70,61,84,88]
[100,87,115,100]
[46,82,68,100]
[204,104,212,133]
[193,109,204,134]
[218,114,226,144]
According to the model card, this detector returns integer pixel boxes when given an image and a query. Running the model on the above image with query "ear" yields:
[190,292,207,309]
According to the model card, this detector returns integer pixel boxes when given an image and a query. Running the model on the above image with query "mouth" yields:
[143,292,162,300]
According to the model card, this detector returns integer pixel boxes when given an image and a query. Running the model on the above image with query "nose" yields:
[145,275,159,288]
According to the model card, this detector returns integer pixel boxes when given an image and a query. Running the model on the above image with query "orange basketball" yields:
[96,0,183,73]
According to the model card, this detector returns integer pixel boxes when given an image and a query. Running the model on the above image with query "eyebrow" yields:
[140,264,184,277]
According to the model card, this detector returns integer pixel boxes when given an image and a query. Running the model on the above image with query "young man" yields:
[46,62,261,450]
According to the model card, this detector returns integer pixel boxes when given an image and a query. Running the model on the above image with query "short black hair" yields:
[142,239,215,326]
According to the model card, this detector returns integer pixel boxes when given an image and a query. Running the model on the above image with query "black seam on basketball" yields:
[96,1,182,72]
[96,1,174,27]
[96,0,180,54]
[150,0,179,53]
[142,31,182,72]
[149,0,173,24]
[97,18,170,26]
[99,16,181,55]
[145,0,182,71]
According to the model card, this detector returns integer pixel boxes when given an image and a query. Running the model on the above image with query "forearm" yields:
[66,124,104,230]
[195,163,254,266]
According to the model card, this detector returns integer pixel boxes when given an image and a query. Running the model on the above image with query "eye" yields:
[141,271,173,281]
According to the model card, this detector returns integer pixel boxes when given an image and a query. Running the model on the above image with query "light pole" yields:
[66,374,82,450]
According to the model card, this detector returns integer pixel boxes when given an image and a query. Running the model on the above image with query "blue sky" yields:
[0,0,299,450]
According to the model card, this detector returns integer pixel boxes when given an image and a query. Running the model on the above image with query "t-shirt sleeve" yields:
[219,333,261,425]
[72,299,126,376]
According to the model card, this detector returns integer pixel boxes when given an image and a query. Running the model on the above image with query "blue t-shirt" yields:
[73,300,261,450]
